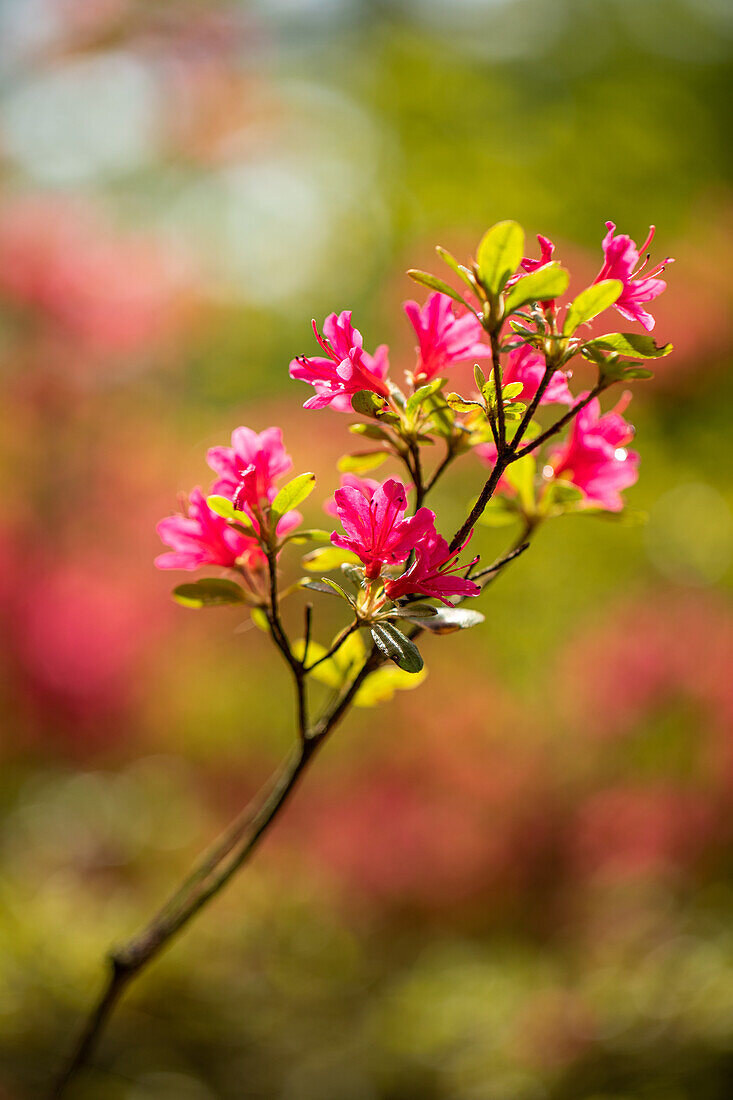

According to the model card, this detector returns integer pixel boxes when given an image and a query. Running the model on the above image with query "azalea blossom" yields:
[155,487,263,571]
[289,311,390,411]
[549,393,639,512]
[323,473,409,518]
[331,478,434,579]
[520,234,555,274]
[502,344,573,408]
[404,292,490,383]
[593,222,672,332]
[207,426,291,509]
[385,528,480,606]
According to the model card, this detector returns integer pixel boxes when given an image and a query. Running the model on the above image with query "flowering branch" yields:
[53,219,673,1096]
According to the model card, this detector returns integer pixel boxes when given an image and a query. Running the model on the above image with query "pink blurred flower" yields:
[289,311,390,411]
[573,785,714,879]
[503,345,573,407]
[593,222,672,332]
[385,529,479,606]
[155,487,263,571]
[404,292,490,383]
[0,196,194,362]
[323,473,408,517]
[331,478,434,580]
[549,394,639,512]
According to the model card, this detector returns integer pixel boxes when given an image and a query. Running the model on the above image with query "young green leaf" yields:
[172,578,247,609]
[285,528,333,544]
[302,546,360,572]
[370,622,424,673]
[421,608,485,634]
[584,332,673,359]
[341,562,367,591]
[337,451,388,474]
[300,577,354,602]
[563,279,622,335]
[271,472,315,519]
[387,603,439,619]
[476,220,525,297]
[351,390,386,417]
[349,423,393,442]
[406,269,469,308]
[436,245,475,289]
[405,377,444,418]
[504,262,570,312]
[447,393,483,414]
[206,495,255,531]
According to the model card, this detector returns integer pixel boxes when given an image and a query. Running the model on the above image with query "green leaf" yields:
[584,332,673,359]
[564,279,622,335]
[436,245,475,289]
[502,381,524,401]
[340,563,367,591]
[250,607,270,632]
[294,632,427,705]
[370,622,424,673]
[504,262,570,312]
[300,578,354,601]
[388,603,438,619]
[285,528,332,544]
[406,269,469,307]
[476,220,525,297]
[620,366,654,380]
[172,578,247,609]
[421,608,485,634]
[337,451,388,474]
[474,363,487,391]
[423,394,455,439]
[405,377,444,418]
[349,422,393,441]
[351,390,386,417]
[354,663,426,707]
[302,546,360,572]
[271,473,315,520]
[446,393,483,414]
[206,495,255,531]
[477,497,518,527]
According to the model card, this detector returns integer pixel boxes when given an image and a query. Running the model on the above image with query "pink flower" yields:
[385,529,480,606]
[503,345,573,408]
[549,394,639,512]
[323,473,408,517]
[593,222,672,332]
[520,234,555,275]
[155,487,263,571]
[404,293,490,383]
[206,425,290,505]
[331,479,434,580]
[505,235,558,307]
[289,311,390,411]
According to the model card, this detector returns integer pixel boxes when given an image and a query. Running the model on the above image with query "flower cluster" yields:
[155,218,671,687]
[156,426,301,582]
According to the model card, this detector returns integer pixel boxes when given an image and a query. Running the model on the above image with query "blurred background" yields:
[1,1,732,1097]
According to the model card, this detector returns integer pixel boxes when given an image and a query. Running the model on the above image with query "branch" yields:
[514,384,604,459]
